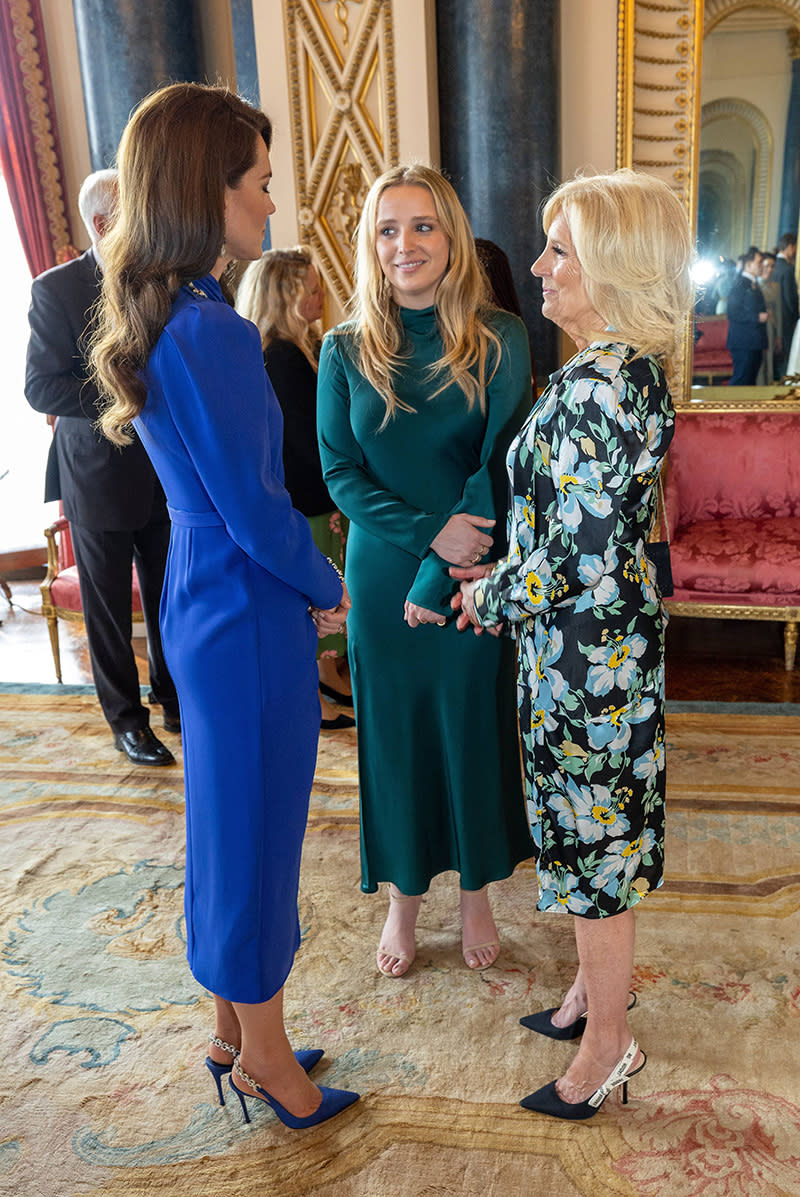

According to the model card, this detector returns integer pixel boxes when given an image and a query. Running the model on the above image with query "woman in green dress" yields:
[236,247,354,729]
[317,164,533,976]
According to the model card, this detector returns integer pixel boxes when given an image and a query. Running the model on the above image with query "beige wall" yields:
[560,0,618,180]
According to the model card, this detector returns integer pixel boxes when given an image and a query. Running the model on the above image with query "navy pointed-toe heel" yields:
[205,1036,325,1106]
[519,991,637,1040]
[229,1059,360,1129]
[520,1038,646,1121]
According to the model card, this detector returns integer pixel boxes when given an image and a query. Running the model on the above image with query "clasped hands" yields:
[310,581,351,637]
[404,512,500,635]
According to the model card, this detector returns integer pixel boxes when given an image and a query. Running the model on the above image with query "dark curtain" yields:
[0,0,76,276]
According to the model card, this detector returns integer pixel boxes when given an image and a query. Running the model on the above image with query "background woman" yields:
[237,247,354,729]
[92,82,358,1129]
[455,169,692,1118]
[317,164,533,978]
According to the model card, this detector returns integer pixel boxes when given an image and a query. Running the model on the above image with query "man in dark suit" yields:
[773,233,798,381]
[726,246,768,386]
[25,169,178,765]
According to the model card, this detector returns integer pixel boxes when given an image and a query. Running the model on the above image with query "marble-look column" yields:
[435,0,560,378]
[72,0,202,169]
[778,29,800,240]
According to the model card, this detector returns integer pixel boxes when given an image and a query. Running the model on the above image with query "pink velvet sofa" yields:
[662,409,800,670]
[692,315,733,385]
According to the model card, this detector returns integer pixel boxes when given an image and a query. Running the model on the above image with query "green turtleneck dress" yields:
[317,305,534,893]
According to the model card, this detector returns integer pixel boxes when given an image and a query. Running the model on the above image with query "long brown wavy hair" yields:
[92,82,272,445]
[343,164,501,428]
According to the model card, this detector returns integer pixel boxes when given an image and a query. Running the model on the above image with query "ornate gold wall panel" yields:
[617,0,704,403]
[283,0,398,308]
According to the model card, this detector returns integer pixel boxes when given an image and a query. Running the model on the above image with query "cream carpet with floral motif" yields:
[0,690,798,1196]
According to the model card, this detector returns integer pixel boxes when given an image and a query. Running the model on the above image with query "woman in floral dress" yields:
[454,170,692,1119]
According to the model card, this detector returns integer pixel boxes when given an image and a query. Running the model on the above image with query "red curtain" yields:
[0,0,75,276]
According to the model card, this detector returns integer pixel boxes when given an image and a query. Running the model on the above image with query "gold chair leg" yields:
[784,621,798,672]
[45,614,63,683]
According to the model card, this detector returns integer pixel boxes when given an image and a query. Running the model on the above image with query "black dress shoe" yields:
[320,713,356,730]
[163,713,181,734]
[319,681,354,707]
[114,727,176,766]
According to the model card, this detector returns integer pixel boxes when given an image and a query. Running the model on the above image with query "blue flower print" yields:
[538,867,594,914]
[586,632,648,695]
[590,828,658,898]
[633,414,665,473]
[586,693,656,752]
[551,438,613,530]
[574,548,620,612]
[632,731,666,783]
[555,775,631,842]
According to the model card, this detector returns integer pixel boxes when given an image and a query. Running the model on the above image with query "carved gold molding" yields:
[618,0,800,405]
[7,0,75,263]
[283,0,398,310]
[617,0,704,405]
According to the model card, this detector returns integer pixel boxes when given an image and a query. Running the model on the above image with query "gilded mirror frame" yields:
[616,0,800,411]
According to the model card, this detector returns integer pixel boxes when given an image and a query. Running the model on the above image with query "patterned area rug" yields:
[1,692,799,1196]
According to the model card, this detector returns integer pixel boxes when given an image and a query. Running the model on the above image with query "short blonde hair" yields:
[347,163,500,425]
[236,247,319,368]
[542,168,692,380]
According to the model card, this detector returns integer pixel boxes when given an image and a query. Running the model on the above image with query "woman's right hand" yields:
[311,581,351,637]
[430,513,495,567]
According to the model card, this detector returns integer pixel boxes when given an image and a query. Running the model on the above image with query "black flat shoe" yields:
[519,991,637,1039]
[319,681,353,707]
[114,727,176,766]
[520,1039,646,1120]
[321,713,356,730]
[163,713,181,734]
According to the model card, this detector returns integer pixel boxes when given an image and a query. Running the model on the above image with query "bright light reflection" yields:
[691,258,717,285]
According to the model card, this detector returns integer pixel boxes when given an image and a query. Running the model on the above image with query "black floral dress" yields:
[474,341,672,918]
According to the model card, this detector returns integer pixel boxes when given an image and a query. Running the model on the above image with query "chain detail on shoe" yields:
[208,1034,239,1056]
[233,1057,262,1092]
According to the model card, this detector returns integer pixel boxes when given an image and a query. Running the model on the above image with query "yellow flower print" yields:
[591,804,617,825]
[630,878,650,898]
[560,741,589,758]
[531,709,546,730]
[607,643,631,670]
[525,572,544,606]
[622,837,642,858]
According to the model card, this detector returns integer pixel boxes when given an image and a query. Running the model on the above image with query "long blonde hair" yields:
[543,169,693,385]
[236,247,320,369]
[346,164,501,426]
[92,83,272,445]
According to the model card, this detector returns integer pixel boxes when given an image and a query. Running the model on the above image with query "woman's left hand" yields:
[448,564,503,636]
[404,601,447,628]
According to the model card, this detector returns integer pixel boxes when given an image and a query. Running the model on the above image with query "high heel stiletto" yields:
[519,991,637,1039]
[205,1035,324,1106]
[228,1058,359,1129]
[520,1038,646,1120]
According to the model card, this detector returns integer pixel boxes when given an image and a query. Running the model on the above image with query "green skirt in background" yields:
[308,509,348,660]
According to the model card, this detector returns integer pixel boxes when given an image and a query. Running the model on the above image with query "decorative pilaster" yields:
[435,0,560,379]
[778,27,800,239]
[71,0,202,169]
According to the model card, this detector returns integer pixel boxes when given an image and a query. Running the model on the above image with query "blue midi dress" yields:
[135,275,342,1003]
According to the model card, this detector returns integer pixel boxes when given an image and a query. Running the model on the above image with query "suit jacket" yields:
[773,256,799,334]
[25,248,168,531]
[726,273,768,353]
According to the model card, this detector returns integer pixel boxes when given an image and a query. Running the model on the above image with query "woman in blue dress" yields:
[92,83,358,1130]
[455,170,692,1119]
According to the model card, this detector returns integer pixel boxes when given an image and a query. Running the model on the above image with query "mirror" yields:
[617,0,800,407]
[693,5,798,389]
